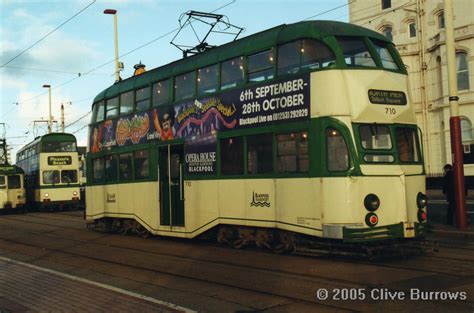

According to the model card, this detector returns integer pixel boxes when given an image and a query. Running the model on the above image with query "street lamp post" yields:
[43,84,52,134]
[445,0,467,229]
[103,9,121,82]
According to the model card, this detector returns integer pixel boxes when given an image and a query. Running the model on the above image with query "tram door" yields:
[158,145,185,227]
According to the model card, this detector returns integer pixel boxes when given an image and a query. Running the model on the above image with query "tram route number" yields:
[385,108,396,115]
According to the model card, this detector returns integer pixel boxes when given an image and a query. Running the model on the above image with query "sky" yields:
[0,0,349,162]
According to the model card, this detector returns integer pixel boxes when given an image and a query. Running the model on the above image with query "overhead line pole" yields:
[445,0,467,229]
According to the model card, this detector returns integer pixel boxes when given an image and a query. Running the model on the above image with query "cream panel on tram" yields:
[133,182,159,229]
[184,180,219,235]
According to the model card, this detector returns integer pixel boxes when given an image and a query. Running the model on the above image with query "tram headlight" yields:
[73,191,78,196]
[44,193,49,198]
[417,192,427,209]
[365,213,379,227]
[364,194,380,211]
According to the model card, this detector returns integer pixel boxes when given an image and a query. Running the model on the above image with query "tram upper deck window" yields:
[152,79,170,107]
[221,57,244,90]
[220,137,244,175]
[175,71,196,101]
[396,127,420,163]
[92,101,105,123]
[326,128,349,172]
[198,64,218,96]
[120,91,134,115]
[247,133,273,175]
[359,125,392,150]
[278,40,335,75]
[277,131,309,173]
[136,86,150,111]
[337,37,376,68]
[248,49,274,83]
[106,97,119,119]
[371,39,399,70]
[42,141,76,152]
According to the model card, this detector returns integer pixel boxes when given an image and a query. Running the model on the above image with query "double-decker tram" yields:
[0,165,26,212]
[86,20,427,252]
[17,133,81,211]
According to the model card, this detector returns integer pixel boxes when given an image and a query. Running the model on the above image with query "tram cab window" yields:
[92,101,105,123]
[326,128,349,172]
[359,125,392,150]
[134,150,149,179]
[396,127,420,163]
[7,175,21,189]
[119,153,133,180]
[221,57,244,90]
[105,155,118,182]
[92,158,105,182]
[247,133,273,175]
[120,91,134,115]
[277,132,309,173]
[336,37,376,68]
[152,80,171,106]
[371,39,399,70]
[136,87,150,111]
[248,50,274,83]
[106,97,119,119]
[0,175,5,188]
[198,64,219,96]
[220,137,244,175]
[278,40,335,75]
[61,170,78,184]
[43,170,60,185]
[175,71,196,101]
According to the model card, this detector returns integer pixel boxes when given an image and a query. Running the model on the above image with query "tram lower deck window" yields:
[93,158,104,182]
[7,175,21,189]
[220,137,244,175]
[277,131,308,173]
[247,133,273,175]
[326,128,349,172]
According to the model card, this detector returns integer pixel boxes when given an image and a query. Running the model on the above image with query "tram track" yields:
[1,212,473,280]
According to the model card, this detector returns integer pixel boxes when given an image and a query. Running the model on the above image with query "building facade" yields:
[349,0,474,177]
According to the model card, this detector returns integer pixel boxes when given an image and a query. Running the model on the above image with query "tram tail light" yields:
[365,213,379,227]
[417,209,427,223]
[364,194,380,211]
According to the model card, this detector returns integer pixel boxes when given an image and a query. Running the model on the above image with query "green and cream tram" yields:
[86,20,427,247]
[0,165,26,211]
[17,133,81,210]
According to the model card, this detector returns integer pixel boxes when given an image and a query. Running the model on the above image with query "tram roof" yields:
[92,20,390,104]
[17,132,77,154]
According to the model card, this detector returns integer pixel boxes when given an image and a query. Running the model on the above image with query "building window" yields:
[381,0,391,10]
[408,22,416,38]
[438,11,445,29]
[437,56,443,98]
[461,117,473,143]
[382,26,393,41]
[457,52,470,91]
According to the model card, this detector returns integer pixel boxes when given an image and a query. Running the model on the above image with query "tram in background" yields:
[86,20,427,250]
[0,165,26,211]
[17,133,81,211]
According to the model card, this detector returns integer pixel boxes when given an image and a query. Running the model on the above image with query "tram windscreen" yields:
[359,125,392,150]
[336,37,376,68]
[396,127,420,163]
[61,170,78,183]
[8,175,21,189]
